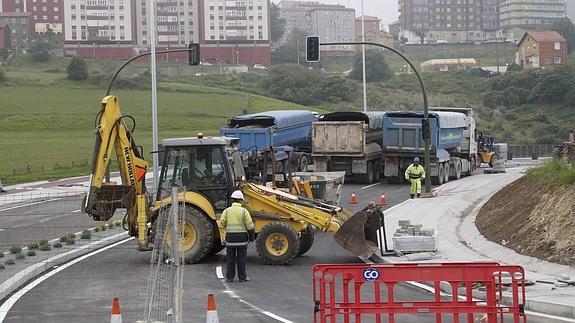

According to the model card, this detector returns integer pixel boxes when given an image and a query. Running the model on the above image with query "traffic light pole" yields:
[320,41,432,193]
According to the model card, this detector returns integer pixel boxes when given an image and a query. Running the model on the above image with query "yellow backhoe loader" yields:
[82,96,382,265]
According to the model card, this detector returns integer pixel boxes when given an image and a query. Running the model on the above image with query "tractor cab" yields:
[157,135,244,212]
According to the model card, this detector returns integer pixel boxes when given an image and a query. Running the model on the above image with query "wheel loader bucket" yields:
[333,205,383,258]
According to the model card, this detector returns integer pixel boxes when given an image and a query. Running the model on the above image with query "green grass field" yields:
[0,62,305,185]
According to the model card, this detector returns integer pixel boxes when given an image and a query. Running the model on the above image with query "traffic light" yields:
[188,43,200,65]
[306,36,320,62]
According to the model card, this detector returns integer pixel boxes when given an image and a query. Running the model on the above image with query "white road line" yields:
[215,266,224,279]
[0,236,133,321]
[218,267,295,323]
[0,198,62,212]
[361,182,381,190]
[72,209,81,213]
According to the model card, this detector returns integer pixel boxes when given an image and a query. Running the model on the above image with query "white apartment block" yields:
[203,0,269,42]
[64,0,135,42]
[135,0,199,47]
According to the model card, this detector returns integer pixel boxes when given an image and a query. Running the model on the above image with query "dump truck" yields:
[82,96,382,265]
[220,110,318,176]
[311,111,386,184]
[382,108,477,185]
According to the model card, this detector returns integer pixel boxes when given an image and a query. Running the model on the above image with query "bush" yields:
[53,242,62,248]
[67,56,89,81]
[0,251,4,258]
[317,76,358,103]
[5,258,15,265]
[349,49,393,83]
[59,235,69,243]
[26,250,36,257]
[39,243,51,251]
[100,225,107,231]
[81,230,92,240]
[68,233,76,240]
[527,159,575,185]
[10,246,22,254]
[28,242,40,250]
[15,253,25,260]
[66,238,76,245]
[94,226,100,232]
[39,239,49,246]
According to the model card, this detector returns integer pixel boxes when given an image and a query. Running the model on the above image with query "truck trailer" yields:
[382,108,478,185]
[312,111,386,184]
[220,110,318,177]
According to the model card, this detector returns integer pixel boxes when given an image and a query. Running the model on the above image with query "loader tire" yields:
[208,220,225,255]
[256,222,300,265]
[182,206,214,264]
[297,226,315,256]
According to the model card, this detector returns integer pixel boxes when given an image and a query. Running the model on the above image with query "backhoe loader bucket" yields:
[333,205,383,258]
[83,185,134,221]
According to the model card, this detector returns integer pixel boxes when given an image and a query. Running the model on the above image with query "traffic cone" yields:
[206,294,219,323]
[110,297,122,323]
[350,192,358,204]
[379,194,387,205]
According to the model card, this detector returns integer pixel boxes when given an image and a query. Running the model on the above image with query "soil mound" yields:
[476,176,575,265]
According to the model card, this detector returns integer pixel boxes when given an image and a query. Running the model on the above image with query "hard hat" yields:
[414,157,420,162]
[231,190,244,200]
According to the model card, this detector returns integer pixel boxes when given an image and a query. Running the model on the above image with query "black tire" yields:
[360,161,374,184]
[256,222,300,265]
[433,163,444,185]
[443,163,450,183]
[374,161,381,181]
[276,160,285,173]
[299,155,309,172]
[182,206,215,264]
[297,226,315,256]
[455,161,462,180]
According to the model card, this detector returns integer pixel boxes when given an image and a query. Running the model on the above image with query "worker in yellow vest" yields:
[219,190,255,282]
[404,157,426,198]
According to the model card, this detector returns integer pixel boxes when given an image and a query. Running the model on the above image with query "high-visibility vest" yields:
[219,202,254,247]
[405,164,425,180]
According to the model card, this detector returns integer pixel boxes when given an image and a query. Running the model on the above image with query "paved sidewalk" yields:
[372,161,575,320]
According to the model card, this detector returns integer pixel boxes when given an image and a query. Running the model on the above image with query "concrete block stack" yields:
[392,220,436,254]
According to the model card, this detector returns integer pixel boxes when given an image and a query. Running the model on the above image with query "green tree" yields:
[260,64,323,105]
[273,28,309,64]
[349,49,393,83]
[551,18,575,54]
[531,65,575,103]
[28,41,52,62]
[270,2,286,44]
[67,56,89,81]
[318,76,359,102]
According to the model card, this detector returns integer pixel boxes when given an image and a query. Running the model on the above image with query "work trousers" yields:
[409,178,422,198]
[226,246,247,281]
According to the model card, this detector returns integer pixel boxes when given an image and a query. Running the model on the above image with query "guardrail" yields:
[507,144,554,158]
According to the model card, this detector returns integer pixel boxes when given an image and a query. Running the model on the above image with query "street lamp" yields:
[361,0,367,112]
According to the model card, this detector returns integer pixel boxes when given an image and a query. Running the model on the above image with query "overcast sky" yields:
[273,0,399,30]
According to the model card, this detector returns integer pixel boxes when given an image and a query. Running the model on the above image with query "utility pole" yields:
[148,0,160,192]
[361,0,367,112]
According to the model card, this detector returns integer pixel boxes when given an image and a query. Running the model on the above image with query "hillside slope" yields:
[476,176,575,265]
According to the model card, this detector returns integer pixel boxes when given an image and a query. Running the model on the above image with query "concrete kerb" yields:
[0,229,129,303]
[365,170,575,320]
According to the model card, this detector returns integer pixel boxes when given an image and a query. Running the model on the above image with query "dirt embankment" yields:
[476,176,575,265]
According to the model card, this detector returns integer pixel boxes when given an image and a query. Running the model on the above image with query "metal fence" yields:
[507,144,555,158]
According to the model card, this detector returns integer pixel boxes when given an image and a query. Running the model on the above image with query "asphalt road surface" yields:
[2,177,560,323]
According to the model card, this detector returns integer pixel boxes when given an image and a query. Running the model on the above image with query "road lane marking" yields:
[361,182,381,190]
[216,265,224,279]
[0,235,133,321]
[217,266,295,323]
[72,209,81,213]
[0,198,62,212]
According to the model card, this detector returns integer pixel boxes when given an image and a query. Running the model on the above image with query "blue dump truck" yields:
[220,110,318,176]
[382,108,478,185]
[312,111,386,184]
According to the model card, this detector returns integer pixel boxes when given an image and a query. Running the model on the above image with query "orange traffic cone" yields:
[206,294,219,323]
[350,192,358,204]
[379,194,387,205]
[110,298,122,323]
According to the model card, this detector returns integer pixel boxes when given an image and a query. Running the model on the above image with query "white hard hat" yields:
[231,190,244,200]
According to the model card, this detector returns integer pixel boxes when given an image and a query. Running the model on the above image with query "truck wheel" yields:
[374,161,381,181]
[256,222,300,265]
[299,155,309,172]
[443,163,450,183]
[433,163,444,185]
[181,206,215,264]
[297,226,314,256]
[276,160,285,173]
[455,161,462,180]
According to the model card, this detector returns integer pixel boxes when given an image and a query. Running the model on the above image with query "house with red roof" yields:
[516,31,568,69]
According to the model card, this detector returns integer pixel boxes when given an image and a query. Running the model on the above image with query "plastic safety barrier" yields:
[313,262,527,323]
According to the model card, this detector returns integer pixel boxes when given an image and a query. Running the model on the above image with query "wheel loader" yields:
[82,95,383,265]
[476,131,495,167]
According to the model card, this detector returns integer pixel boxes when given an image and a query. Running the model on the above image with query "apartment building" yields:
[355,15,381,37]
[0,12,33,51]
[500,0,567,41]
[279,1,355,55]
[1,0,64,33]
[398,0,499,43]
[63,0,136,59]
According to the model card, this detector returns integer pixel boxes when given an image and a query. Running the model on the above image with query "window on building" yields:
[42,6,47,11]
[43,15,47,20]
[54,7,58,12]
[554,42,561,50]
[554,56,562,64]
[54,15,58,20]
